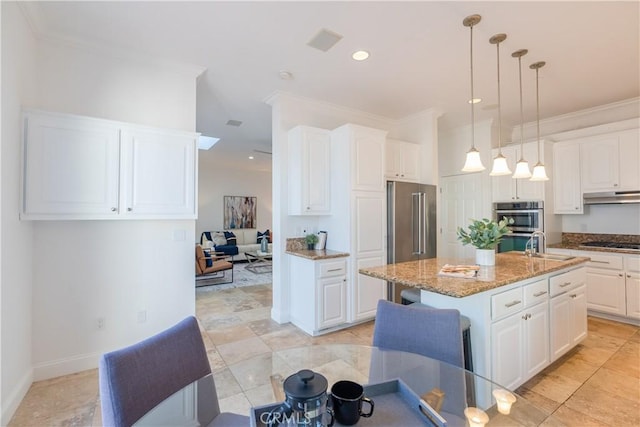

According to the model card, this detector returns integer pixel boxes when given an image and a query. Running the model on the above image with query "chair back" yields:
[99,316,216,427]
[373,299,464,368]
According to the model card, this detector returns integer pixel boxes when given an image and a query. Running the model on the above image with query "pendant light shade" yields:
[511,49,531,179]
[529,61,549,181]
[461,14,485,173]
[489,33,511,176]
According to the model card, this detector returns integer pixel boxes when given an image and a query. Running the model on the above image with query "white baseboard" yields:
[32,351,101,382]
[1,368,33,425]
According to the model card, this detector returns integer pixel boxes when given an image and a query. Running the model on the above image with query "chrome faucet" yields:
[525,230,546,256]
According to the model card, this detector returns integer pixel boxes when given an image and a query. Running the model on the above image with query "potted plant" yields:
[457,217,513,266]
[305,233,319,250]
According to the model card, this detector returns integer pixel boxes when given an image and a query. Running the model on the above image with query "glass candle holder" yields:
[492,389,517,415]
[464,407,489,427]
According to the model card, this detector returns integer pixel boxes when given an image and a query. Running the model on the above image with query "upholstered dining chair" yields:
[99,316,249,427]
[372,299,465,368]
[195,245,234,285]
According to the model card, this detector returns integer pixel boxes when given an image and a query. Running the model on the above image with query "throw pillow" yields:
[257,230,269,243]
[205,252,213,268]
[223,231,237,246]
[212,232,227,246]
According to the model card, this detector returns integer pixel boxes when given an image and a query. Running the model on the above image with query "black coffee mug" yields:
[330,380,374,425]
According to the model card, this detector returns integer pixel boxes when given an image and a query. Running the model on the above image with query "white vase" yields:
[476,249,496,266]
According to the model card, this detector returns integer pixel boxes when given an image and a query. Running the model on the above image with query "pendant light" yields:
[489,33,511,176]
[461,14,485,172]
[511,49,532,179]
[529,61,550,181]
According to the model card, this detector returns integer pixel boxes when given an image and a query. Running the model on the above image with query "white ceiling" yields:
[24,1,640,171]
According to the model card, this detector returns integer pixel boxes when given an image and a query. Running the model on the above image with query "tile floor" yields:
[8,283,640,426]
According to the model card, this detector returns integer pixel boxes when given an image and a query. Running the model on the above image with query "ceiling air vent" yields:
[307,28,343,52]
[226,119,243,127]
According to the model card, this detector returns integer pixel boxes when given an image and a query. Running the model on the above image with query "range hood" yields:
[583,191,640,205]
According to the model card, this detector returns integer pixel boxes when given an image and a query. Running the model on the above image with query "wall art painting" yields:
[224,196,256,229]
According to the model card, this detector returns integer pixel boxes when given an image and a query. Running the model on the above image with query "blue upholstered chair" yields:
[373,299,465,368]
[99,316,249,427]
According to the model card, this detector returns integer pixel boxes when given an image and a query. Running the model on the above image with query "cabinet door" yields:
[491,146,517,202]
[618,129,640,190]
[317,276,347,329]
[385,141,403,179]
[550,294,572,361]
[352,128,386,192]
[626,272,640,320]
[120,128,197,218]
[353,256,386,321]
[581,137,619,191]
[570,285,588,345]
[586,268,626,315]
[516,142,545,201]
[288,126,331,215]
[401,143,421,182]
[553,143,582,214]
[524,302,550,378]
[491,313,524,390]
[23,112,120,218]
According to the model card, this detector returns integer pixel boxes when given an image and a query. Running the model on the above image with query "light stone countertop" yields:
[359,252,589,298]
[285,249,350,260]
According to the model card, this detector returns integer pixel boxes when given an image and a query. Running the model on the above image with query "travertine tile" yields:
[207,324,258,345]
[514,386,562,415]
[212,368,243,399]
[579,331,627,352]
[546,354,600,383]
[260,328,314,351]
[587,317,639,340]
[218,392,252,416]
[545,404,612,427]
[602,340,640,378]
[527,372,583,403]
[565,382,640,426]
[216,336,271,364]
[584,367,640,401]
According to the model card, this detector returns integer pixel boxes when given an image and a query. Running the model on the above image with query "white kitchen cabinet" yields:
[289,256,348,335]
[491,141,548,202]
[21,110,197,220]
[581,128,640,192]
[385,139,420,182]
[553,142,583,214]
[491,279,549,390]
[325,124,387,323]
[288,126,332,215]
[625,255,640,320]
[549,267,587,361]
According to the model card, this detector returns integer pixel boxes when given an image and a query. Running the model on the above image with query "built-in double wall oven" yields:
[493,201,544,253]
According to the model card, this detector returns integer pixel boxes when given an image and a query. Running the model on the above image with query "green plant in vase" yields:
[457,217,513,265]
[305,233,319,250]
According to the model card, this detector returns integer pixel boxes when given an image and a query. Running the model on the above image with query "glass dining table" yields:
[229,344,558,427]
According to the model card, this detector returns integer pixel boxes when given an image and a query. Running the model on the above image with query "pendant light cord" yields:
[496,41,503,154]
[535,67,541,162]
[518,55,525,162]
[470,24,476,150]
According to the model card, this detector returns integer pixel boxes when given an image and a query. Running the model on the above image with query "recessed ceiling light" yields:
[226,119,243,127]
[352,50,370,61]
[468,98,482,104]
[248,156,254,160]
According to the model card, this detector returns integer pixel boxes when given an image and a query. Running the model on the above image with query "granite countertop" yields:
[547,242,640,255]
[548,232,640,255]
[286,249,350,260]
[358,252,589,298]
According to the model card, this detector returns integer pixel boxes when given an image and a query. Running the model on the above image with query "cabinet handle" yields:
[533,291,547,297]
[575,207,579,210]
[570,294,577,298]
[127,207,132,212]
[327,268,342,272]
[111,207,117,212]
[560,282,572,287]
[619,274,624,278]
[522,314,528,320]
[614,183,618,187]
[628,274,632,278]
[590,260,609,264]
[306,206,310,210]
[505,300,522,308]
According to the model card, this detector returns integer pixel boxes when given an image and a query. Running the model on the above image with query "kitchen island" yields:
[359,252,590,390]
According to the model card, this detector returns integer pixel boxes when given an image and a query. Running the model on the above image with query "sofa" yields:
[200,229,272,261]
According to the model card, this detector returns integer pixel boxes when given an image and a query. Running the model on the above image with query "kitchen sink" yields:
[528,253,575,261]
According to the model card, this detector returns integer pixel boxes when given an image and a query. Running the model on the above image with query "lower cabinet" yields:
[289,256,347,335]
[550,283,587,362]
[491,279,549,390]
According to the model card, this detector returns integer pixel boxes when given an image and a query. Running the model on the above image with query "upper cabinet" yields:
[581,128,640,193]
[288,125,332,215]
[385,139,421,182]
[491,141,549,202]
[553,142,583,214]
[334,124,386,192]
[21,110,197,220]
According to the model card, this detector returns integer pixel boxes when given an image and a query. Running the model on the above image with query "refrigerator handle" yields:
[421,192,427,254]
[412,192,421,255]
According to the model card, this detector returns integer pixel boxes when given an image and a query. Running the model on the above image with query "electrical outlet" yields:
[97,317,105,330]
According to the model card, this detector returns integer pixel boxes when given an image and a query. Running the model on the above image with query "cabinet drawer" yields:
[524,279,549,307]
[550,268,586,296]
[318,260,347,278]
[625,255,640,273]
[584,252,623,270]
[492,287,524,320]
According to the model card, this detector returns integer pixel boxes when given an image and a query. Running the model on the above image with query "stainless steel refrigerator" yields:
[387,181,437,302]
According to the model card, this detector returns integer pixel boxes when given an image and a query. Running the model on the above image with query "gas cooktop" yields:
[579,241,640,251]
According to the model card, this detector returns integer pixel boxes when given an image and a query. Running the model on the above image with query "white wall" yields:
[1,2,38,423]
[562,205,640,235]
[17,28,201,383]
[196,152,272,238]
